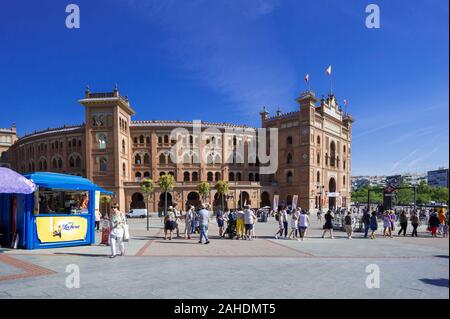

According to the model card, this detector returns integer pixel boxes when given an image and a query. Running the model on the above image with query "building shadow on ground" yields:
[419,278,449,288]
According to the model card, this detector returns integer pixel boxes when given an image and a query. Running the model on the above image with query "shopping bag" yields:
[123,223,130,241]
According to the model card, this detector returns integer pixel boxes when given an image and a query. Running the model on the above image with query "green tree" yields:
[158,174,175,216]
[140,178,155,231]
[215,181,229,213]
[197,182,210,204]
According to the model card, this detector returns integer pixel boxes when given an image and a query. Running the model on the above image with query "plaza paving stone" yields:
[0,217,448,299]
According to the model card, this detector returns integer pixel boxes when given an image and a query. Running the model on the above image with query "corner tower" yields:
[79,85,135,210]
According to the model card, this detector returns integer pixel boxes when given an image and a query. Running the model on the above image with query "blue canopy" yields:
[23,172,114,195]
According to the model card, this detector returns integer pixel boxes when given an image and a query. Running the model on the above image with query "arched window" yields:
[343,175,346,186]
[286,171,293,183]
[317,152,320,165]
[146,136,151,144]
[215,172,221,181]
[139,135,144,144]
[248,173,254,181]
[184,172,190,182]
[135,172,142,182]
[207,172,213,182]
[72,138,76,148]
[317,136,320,145]
[255,173,260,182]
[164,135,169,144]
[317,171,320,183]
[122,139,126,153]
[287,153,293,164]
[330,142,336,167]
[168,172,175,177]
[143,153,150,165]
[159,153,166,164]
[343,159,346,170]
[122,163,126,177]
[99,158,107,172]
[69,157,75,168]
[52,158,57,169]
[229,172,235,181]
[192,172,199,181]
[99,134,107,149]
[287,136,293,145]
[78,140,82,148]
[236,172,242,181]
[343,145,346,153]
[134,137,138,144]
[75,156,81,168]
[159,171,166,177]
[183,153,191,164]
[158,136,163,144]
[144,171,150,178]
[58,158,63,169]
[135,154,142,165]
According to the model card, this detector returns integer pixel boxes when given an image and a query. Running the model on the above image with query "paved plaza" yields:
[0,216,448,299]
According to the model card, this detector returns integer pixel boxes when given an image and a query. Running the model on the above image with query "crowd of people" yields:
[104,202,448,258]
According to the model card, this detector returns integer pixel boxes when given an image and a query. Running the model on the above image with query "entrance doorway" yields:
[328,178,336,210]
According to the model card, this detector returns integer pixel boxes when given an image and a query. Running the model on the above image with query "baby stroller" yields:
[224,212,237,239]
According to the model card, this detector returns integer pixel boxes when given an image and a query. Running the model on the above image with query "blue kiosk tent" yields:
[0,171,113,249]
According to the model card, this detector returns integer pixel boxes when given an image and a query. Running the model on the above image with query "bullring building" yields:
[7,86,353,212]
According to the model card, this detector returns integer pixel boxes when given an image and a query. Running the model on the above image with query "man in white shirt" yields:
[243,205,257,240]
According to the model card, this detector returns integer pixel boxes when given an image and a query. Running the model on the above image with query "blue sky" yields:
[0,0,448,175]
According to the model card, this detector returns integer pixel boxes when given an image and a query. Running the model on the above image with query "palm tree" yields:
[140,178,155,231]
[159,173,175,217]
[215,180,229,214]
[197,182,210,205]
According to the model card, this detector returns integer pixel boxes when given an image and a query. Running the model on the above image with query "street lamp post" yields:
[317,184,325,213]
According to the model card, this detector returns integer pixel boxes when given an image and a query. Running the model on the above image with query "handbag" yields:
[123,223,130,241]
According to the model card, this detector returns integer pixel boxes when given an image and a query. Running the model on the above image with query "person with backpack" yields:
[428,212,440,237]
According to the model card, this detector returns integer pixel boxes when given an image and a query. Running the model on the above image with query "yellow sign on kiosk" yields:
[36,216,88,243]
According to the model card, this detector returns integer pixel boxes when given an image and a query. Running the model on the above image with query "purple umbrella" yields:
[0,167,37,194]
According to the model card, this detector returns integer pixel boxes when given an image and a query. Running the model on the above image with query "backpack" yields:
[228,212,237,222]
[275,213,280,221]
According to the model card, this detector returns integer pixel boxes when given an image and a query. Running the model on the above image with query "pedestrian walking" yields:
[410,212,419,237]
[398,210,408,236]
[274,208,284,239]
[217,208,225,238]
[362,209,371,238]
[235,208,245,240]
[243,205,257,240]
[109,203,126,258]
[163,207,177,240]
[321,210,334,239]
[389,210,396,232]
[95,208,101,232]
[369,211,378,239]
[198,204,210,244]
[298,209,310,241]
[344,211,353,239]
[173,204,181,238]
[184,205,194,239]
[438,209,447,236]
[428,212,440,237]
[383,211,393,238]
[288,209,299,240]
[281,208,289,238]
